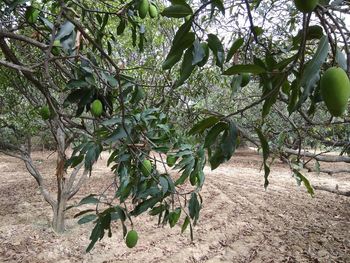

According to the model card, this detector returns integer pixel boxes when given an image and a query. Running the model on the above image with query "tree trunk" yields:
[53,125,67,233]
[0,127,89,234]
[52,195,67,233]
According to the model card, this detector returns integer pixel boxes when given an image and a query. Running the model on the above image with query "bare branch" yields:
[313,185,350,197]
[284,148,350,163]
[67,169,89,200]
[0,30,48,50]
[0,59,35,73]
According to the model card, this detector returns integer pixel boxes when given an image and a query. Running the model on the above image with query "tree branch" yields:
[313,185,350,197]
[284,148,350,163]
[0,30,48,50]
[0,59,35,73]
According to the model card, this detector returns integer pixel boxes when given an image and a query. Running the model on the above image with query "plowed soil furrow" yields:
[0,150,349,263]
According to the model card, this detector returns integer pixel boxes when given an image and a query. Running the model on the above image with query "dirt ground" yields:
[0,149,349,263]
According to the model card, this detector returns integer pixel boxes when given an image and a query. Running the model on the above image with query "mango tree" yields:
[0,0,349,250]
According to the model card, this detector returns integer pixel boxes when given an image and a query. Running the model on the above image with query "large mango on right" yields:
[138,0,149,19]
[320,67,350,117]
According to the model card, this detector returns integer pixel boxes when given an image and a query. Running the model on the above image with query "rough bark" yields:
[52,195,67,233]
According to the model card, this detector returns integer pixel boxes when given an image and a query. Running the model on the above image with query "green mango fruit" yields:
[138,0,149,19]
[166,155,177,167]
[40,106,51,120]
[125,230,138,248]
[90,99,103,117]
[293,0,319,13]
[149,4,158,18]
[240,73,251,87]
[141,159,152,176]
[320,67,350,117]
[197,42,209,67]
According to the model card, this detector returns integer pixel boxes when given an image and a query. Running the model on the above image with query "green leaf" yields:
[112,206,126,221]
[162,21,194,71]
[212,0,225,15]
[223,64,266,75]
[274,55,297,70]
[96,14,102,25]
[66,155,84,168]
[175,157,195,185]
[159,176,169,195]
[221,121,238,158]
[335,48,347,71]
[161,4,193,18]
[209,147,225,170]
[292,25,324,48]
[138,31,145,52]
[149,204,166,216]
[100,212,111,230]
[169,208,181,227]
[85,143,103,170]
[261,75,284,118]
[207,34,224,69]
[39,17,54,30]
[78,194,99,206]
[300,36,329,87]
[293,36,329,111]
[314,160,321,175]
[162,29,195,70]
[188,193,200,225]
[196,170,205,189]
[252,26,264,36]
[175,47,196,88]
[66,79,90,89]
[131,195,161,216]
[288,80,299,114]
[209,121,238,170]
[60,29,77,54]
[226,38,244,62]
[204,122,228,148]
[181,216,190,233]
[132,26,137,47]
[74,209,95,218]
[230,75,243,96]
[197,42,209,67]
[293,169,314,197]
[25,6,39,24]
[117,18,126,35]
[103,73,118,87]
[189,116,220,135]
[166,155,177,167]
[101,13,109,29]
[78,214,97,225]
[104,126,128,144]
[172,20,192,48]
[293,72,320,112]
[86,220,103,252]
[255,128,270,189]
[192,40,206,65]
[55,21,74,41]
